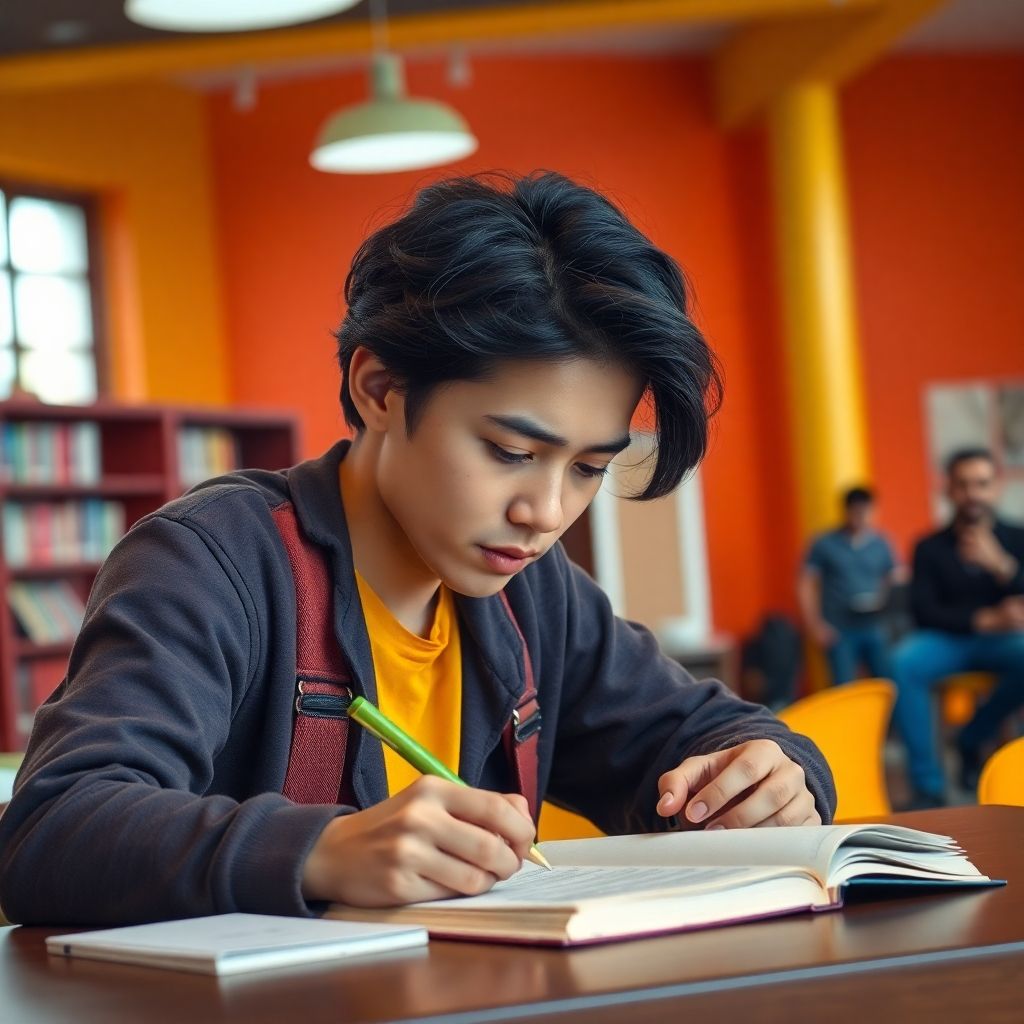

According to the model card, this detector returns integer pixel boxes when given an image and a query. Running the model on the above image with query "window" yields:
[0,184,103,405]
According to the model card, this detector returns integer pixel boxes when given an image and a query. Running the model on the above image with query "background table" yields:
[2,805,1021,1023]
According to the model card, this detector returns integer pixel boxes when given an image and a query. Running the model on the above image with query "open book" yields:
[46,913,428,975]
[327,824,996,946]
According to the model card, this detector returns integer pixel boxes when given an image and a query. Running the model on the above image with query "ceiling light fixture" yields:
[310,0,477,175]
[125,0,361,33]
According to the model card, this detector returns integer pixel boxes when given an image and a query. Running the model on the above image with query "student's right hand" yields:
[300,776,536,907]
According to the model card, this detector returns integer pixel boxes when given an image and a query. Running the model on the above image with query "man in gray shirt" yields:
[799,487,901,685]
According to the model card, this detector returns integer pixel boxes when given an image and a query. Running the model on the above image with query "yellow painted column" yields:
[768,82,870,537]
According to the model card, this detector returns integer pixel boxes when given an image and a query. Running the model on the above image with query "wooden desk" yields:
[2,805,1021,1023]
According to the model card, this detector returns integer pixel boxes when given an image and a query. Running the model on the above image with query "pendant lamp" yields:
[310,52,478,174]
[125,0,361,33]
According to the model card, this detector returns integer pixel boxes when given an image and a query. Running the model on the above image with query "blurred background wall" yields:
[1,0,1022,643]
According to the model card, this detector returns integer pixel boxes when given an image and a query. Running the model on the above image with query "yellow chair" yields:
[537,801,605,841]
[938,672,996,728]
[977,736,1024,807]
[777,678,895,821]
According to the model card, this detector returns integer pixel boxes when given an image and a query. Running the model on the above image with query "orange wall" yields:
[843,55,1024,562]
[209,54,785,638]
[2,50,1019,643]
[0,81,229,404]
[209,51,1024,638]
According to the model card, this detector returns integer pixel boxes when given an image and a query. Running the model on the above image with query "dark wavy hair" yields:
[335,171,723,500]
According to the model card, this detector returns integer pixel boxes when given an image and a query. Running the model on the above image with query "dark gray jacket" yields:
[0,442,835,925]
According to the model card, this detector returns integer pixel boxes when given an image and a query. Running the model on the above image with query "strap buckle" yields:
[512,702,542,742]
[295,679,353,719]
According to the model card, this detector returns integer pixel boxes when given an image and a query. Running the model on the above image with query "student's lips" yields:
[478,545,538,573]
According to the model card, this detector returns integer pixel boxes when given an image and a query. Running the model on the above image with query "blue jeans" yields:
[826,623,890,685]
[891,630,1024,797]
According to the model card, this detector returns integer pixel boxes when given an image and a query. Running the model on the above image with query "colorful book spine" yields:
[28,504,53,564]
[7,583,55,643]
[2,503,29,567]
[7,580,86,645]
[69,422,102,484]
[1,500,126,567]
[178,426,239,487]
[0,423,13,482]
[0,421,104,484]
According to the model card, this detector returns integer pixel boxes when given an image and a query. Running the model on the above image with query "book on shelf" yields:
[2,500,125,567]
[46,913,428,976]
[8,580,86,644]
[0,421,101,485]
[178,426,239,488]
[7,584,51,643]
[326,824,997,947]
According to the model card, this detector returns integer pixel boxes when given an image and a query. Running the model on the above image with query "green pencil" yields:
[347,695,552,870]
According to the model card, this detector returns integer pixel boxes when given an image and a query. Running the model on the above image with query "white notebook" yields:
[47,913,428,975]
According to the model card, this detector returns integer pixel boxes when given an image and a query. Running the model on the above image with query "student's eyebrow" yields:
[485,415,631,455]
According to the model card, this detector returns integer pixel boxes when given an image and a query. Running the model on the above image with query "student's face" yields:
[947,457,1001,523]
[375,358,643,597]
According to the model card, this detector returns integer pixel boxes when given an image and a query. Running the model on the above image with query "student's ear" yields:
[347,347,395,432]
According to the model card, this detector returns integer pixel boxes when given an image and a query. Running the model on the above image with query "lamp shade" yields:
[125,0,360,32]
[310,54,478,174]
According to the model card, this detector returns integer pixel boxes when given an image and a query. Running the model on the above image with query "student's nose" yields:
[508,473,564,536]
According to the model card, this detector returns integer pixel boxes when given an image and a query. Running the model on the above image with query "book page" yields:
[827,827,985,884]
[405,864,800,911]
[539,824,969,886]
[540,828,855,883]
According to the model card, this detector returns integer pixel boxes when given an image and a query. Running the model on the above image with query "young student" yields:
[0,173,834,925]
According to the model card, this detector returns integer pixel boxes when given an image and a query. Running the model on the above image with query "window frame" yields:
[0,178,109,403]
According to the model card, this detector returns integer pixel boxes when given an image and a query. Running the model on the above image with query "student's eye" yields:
[486,441,533,465]
[575,463,609,480]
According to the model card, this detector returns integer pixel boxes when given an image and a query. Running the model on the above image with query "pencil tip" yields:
[529,847,553,871]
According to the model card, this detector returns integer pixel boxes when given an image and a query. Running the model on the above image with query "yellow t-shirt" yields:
[354,571,462,796]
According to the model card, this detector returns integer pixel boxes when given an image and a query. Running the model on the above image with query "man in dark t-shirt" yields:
[893,449,1024,808]
[799,487,900,685]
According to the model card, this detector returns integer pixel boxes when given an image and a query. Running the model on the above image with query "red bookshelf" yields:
[0,400,300,750]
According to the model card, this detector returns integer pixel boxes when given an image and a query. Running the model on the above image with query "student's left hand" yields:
[655,739,821,829]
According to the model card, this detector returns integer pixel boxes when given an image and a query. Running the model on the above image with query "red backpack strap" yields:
[498,591,542,821]
[271,502,352,805]
[271,500,540,815]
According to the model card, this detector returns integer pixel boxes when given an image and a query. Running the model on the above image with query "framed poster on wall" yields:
[925,380,1024,522]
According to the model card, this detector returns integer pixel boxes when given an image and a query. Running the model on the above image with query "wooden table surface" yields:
[2,805,1021,1024]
